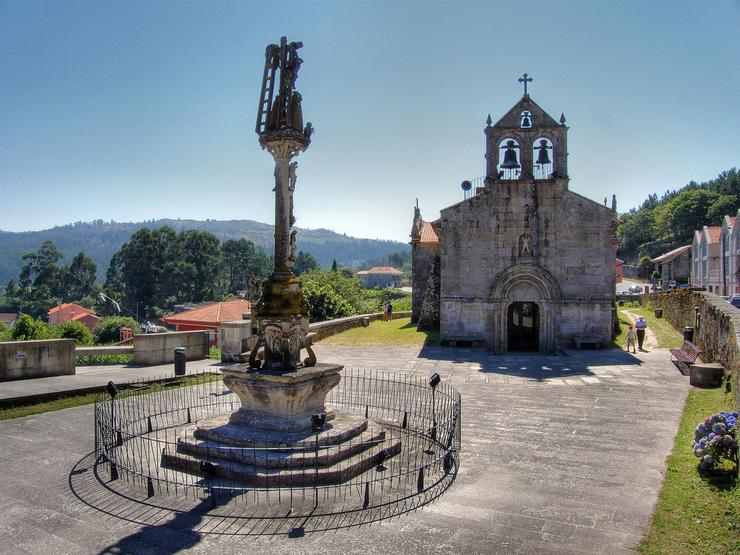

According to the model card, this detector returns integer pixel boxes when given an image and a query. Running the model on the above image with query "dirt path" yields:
[622,309,659,350]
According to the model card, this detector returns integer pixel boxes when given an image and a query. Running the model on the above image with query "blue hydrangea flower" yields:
[712,423,727,434]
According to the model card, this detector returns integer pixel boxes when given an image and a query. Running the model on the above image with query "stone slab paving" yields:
[0,345,689,554]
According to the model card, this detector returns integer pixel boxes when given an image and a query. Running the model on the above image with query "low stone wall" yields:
[0,339,75,381]
[309,311,412,342]
[133,330,209,365]
[646,289,739,406]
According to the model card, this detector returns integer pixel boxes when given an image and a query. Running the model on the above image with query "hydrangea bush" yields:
[692,411,739,469]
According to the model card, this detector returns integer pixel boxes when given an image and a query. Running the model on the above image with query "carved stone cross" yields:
[518,73,533,96]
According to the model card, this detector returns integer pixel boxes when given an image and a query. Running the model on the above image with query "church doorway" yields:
[507,302,539,351]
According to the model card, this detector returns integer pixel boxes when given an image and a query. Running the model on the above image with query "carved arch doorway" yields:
[507,301,539,351]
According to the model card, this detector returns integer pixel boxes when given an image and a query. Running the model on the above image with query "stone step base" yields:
[193,411,368,448]
[177,426,387,469]
[161,436,401,487]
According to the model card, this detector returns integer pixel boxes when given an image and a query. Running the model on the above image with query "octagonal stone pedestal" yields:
[222,363,342,436]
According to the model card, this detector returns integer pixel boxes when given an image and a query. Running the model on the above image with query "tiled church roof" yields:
[419,221,440,244]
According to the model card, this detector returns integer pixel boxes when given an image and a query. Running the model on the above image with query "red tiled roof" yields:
[651,245,691,264]
[356,266,404,276]
[419,221,440,244]
[706,226,721,243]
[163,300,251,326]
[48,302,91,316]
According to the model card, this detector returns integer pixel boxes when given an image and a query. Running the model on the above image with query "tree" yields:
[17,241,67,313]
[706,194,738,225]
[221,238,271,297]
[293,251,319,275]
[10,313,56,341]
[166,230,225,303]
[331,259,338,272]
[56,320,93,345]
[300,269,368,320]
[654,189,719,243]
[66,252,97,301]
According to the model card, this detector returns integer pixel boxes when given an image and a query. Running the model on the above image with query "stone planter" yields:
[689,362,724,388]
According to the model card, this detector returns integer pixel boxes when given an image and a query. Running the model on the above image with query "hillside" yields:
[617,168,739,263]
[0,219,409,286]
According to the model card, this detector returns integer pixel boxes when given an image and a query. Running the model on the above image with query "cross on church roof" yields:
[518,73,533,96]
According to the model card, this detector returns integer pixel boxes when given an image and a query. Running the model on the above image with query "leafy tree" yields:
[166,230,225,302]
[56,320,93,345]
[221,238,270,297]
[653,189,719,241]
[0,322,10,341]
[93,316,139,344]
[300,269,368,320]
[10,313,56,341]
[66,252,97,301]
[293,251,319,275]
[706,194,738,225]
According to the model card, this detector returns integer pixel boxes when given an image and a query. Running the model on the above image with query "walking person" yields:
[635,316,648,350]
[386,301,393,322]
[625,325,637,353]
[383,302,389,321]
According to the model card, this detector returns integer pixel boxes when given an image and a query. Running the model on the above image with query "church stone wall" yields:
[438,178,616,352]
[411,243,439,323]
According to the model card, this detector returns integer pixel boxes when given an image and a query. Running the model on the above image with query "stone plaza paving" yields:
[0,344,689,554]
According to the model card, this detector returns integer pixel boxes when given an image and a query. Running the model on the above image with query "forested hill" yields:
[0,219,409,285]
[618,168,740,263]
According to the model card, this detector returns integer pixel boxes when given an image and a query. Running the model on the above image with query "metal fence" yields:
[94,368,461,521]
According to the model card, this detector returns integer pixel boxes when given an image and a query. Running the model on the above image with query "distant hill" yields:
[0,219,409,286]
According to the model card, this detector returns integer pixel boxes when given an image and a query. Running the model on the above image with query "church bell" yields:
[500,140,521,169]
[535,139,551,165]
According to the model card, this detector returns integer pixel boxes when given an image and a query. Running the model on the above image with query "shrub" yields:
[11,314,57,341]
[301,270,368,320]
[303,284,354,321]
[93,316,139,345]
[0,322,10,341]
[692,411,738,470]
[56,320,93,345]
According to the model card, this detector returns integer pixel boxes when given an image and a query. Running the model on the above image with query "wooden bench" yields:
[669,340,702,375]
[575,336,601,349]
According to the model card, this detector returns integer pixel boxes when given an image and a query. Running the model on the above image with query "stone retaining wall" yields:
[0,339,75,381]
[133,330,210,365]
[646,289,739,406]
[309,311,412,342]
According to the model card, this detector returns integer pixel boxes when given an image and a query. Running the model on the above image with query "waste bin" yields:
[654,308,663,318]
[683,326,694,342]
[174,347,186,376]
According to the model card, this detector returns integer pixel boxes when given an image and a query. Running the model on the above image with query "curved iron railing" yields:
[94,368,461,519]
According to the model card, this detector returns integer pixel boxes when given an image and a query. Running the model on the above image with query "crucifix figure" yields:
[518,73,533,96]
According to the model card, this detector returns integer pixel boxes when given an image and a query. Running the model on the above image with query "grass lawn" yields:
[320,317,438,347]
[0,373,222,421]
[640,387,739,554]
[614,302,684,349]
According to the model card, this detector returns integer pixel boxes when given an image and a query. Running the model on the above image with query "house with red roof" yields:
[355,266,404,289]
[48,303,100,331]
[162,299,251,346]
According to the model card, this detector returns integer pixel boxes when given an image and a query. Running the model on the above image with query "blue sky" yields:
[1,0,739,242]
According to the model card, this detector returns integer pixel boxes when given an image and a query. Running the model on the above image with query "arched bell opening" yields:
[497,138,521,180]
[532,137,554,180]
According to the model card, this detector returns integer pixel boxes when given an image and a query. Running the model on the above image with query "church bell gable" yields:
[485,82,569,184]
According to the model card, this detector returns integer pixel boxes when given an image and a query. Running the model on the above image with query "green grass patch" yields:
[320,317,438,347]
[75,353,134,365]
[615,302,684,349]
[639,388,739,554]
[0,373,222,421]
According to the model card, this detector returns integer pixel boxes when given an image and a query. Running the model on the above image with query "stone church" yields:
[411,82,619,352]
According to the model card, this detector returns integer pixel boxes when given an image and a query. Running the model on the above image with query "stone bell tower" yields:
[484,73,569,186]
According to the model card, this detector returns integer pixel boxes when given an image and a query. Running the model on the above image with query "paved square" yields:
[0,346,688,554]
